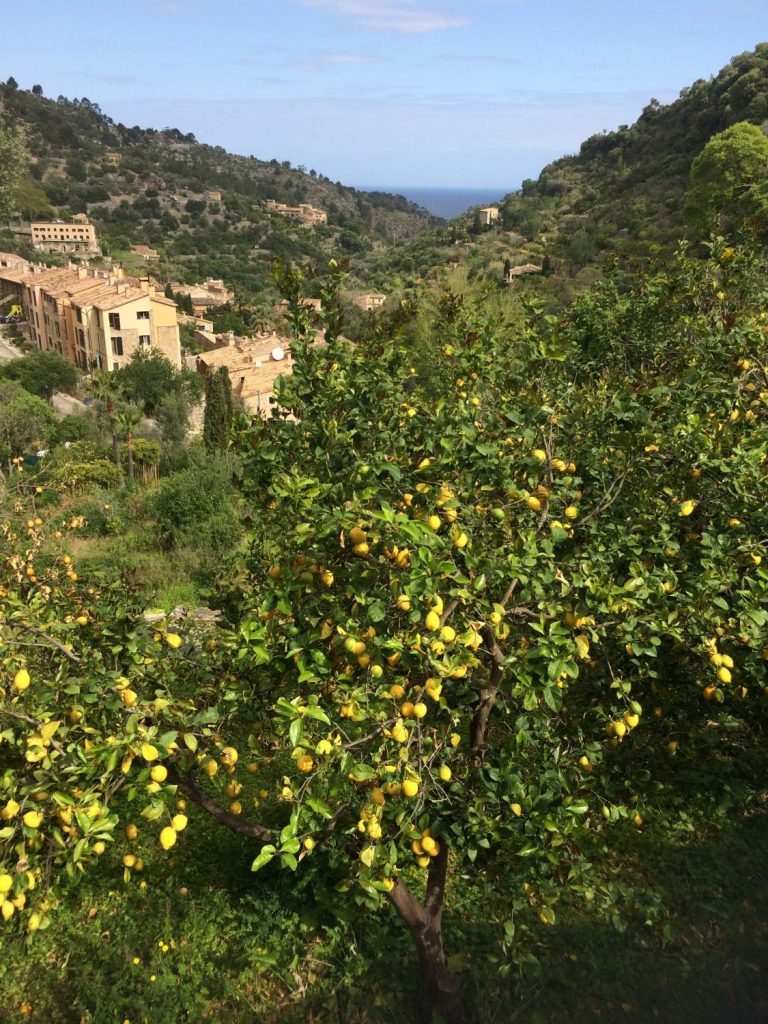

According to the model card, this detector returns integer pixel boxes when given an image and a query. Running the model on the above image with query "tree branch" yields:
[10,623,82,663]
[167,766,274,842]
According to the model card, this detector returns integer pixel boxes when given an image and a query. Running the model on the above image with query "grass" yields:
[2,798,766,1024]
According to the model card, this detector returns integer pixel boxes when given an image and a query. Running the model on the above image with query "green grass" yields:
[2,801,766,1024]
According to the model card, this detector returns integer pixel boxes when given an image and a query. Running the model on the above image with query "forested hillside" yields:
[498,44,768,271]
[0,79,437,298]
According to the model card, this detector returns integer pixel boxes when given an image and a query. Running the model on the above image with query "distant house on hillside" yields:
[478,206,500,227]
[131,245,160,262]
[276,297,323,315]
[505,263,542,282]
[205,190,222,202]
[172,277,234,316]
[353,292,386,311]
[265,199,328,227]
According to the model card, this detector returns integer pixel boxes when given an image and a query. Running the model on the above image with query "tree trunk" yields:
[126,433,134,480]
[111,428,122,471]
[388,844,467,1024]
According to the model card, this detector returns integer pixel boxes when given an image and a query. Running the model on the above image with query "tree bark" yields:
[126,432,134,480]
[388,843,467,1024]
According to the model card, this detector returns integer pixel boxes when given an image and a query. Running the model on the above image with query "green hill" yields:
[0,79,438,301]
[497,44,768,273]
[363,44,768,306]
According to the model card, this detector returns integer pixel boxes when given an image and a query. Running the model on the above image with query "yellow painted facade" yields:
[17,265,181,372]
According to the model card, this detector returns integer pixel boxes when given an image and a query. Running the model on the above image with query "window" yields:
[112,336,123,356]
[108,312,121,330]
[137,310,150,320]
[75,306,82,323]
[112,362,119,370]
[77,329,85,347]
[139,334,151,348]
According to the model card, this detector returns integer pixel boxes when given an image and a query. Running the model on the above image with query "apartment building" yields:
[30,220,101,257]
[18,265,181,372]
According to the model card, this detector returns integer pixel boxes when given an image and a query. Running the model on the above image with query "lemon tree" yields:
[2,242,767,1024]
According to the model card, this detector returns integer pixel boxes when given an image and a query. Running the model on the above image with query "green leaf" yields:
[307,798,333,819]
[289,718,303,748]
[251,844,277,872]
[304,706,331,725]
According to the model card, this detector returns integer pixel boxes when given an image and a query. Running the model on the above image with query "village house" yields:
[275,296,323,318]
[353,292,386,311]
[30,219,101,257]
[13,264,181,372]
[478,206,500,227]
[265,199,328,227]
[505,263,542,281]
[172,277,234,316]
[0,252,31,272]
[195,332,296,416]
[177,312,214,334]
[131,245,161,262]
[204,190,222,202]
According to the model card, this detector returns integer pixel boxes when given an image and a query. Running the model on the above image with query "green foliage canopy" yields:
[0,350,79,402]
[0,380,56,468]
[685,121,768,240]
[0,115,27,219]
[1,244,767,1021]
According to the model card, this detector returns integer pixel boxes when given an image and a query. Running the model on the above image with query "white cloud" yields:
[288,50,385,71]
[298,0,468,33]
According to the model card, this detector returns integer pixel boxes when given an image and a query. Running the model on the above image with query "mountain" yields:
[0,80,438,301]
[497,44,768,274]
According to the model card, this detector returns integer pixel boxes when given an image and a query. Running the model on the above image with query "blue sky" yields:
[5,1,766,188]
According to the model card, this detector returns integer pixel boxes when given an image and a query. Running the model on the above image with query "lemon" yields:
[401,779,419,798]
[159,827,177,850]
[425,610,441,631]
[13,668,30,692]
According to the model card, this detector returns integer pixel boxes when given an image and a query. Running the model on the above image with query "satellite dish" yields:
[271,346,285,361]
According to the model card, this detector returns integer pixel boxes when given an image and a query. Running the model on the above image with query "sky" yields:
[4,1,767,190]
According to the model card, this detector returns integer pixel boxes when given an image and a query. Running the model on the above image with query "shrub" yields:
[147,454,239,551]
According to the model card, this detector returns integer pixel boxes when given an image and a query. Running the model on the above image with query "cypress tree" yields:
[202,366,233,452]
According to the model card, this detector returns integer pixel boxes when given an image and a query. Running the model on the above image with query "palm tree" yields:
[88,371,125,473]
[115,406,142,481]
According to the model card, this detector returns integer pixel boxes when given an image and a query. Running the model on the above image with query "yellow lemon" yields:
[159,827,177,850]
[13,668,30,692]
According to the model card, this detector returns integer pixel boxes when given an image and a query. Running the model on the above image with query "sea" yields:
[359,186,508,220]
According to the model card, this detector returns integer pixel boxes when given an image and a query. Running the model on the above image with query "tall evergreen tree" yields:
[202,367,232,452]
